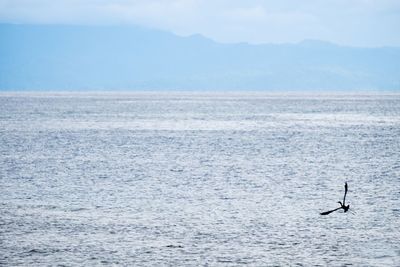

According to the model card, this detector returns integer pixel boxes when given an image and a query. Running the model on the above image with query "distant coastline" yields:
[1,24,399,91]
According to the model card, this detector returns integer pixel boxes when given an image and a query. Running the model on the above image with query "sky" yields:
[0,0,399,47]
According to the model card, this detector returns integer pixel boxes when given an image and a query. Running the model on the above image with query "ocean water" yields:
[0,92,399,266]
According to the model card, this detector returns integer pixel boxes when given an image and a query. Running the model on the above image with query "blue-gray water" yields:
[1,92,399,266]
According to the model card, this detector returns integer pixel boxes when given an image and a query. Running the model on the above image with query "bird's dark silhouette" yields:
[320,182,350,215]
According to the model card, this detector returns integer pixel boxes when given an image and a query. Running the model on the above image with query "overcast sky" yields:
[0,0,399,47]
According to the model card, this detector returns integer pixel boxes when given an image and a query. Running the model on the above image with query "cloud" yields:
[0,0,399,46]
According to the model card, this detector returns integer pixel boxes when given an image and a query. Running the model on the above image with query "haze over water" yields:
[1,92,399,266]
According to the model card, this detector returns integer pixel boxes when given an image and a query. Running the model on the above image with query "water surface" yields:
[1,92,399,266]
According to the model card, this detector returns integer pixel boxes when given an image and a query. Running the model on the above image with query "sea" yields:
[1,92,399,266]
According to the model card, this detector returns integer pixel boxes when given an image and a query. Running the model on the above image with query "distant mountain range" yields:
[1,23,399,91]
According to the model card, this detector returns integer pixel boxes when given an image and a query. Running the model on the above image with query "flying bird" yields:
[320,182,350,215]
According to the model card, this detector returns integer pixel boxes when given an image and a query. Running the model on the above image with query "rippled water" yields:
[1,92,399,266]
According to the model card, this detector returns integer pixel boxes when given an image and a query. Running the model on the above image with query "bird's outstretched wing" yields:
[343,182,348,205]
[320,207,341,215]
